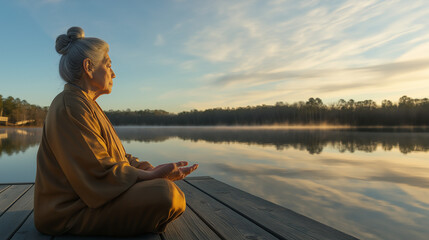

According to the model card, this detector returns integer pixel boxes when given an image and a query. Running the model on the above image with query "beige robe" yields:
[34,84,185,236]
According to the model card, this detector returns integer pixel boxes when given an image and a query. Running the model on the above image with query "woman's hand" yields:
[126,153,154,170]
[137,161,198,182]
[136,161,154,171]
[152,161,198,181]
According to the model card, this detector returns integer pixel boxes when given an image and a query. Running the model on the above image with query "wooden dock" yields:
[0,176,357,240]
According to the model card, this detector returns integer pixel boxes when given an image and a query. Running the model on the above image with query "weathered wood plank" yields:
[0,184,32,217]
[0,185,10,194]
[162,199,221,240]
[55,231,161,240]
[184,176,213,180]
[175,180,277,240]
[10,212,51,240]
[55,233,160,240]
[186,178,357,240]
[0,185,34,240]
[1,177,358,240]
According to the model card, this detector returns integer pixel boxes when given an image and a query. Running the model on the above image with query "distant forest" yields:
[0,95,48,126]
[106,96,429,126]
[2,95,429,126]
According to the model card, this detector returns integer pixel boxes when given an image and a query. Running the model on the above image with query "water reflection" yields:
[115,126,429,154]
[2,126,429,156]
[121,137,429,240]
[1,127,429,239]
[113,127,429,240]
[0,128,42,157]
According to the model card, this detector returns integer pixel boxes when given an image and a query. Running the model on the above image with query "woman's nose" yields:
[111,69,116,79]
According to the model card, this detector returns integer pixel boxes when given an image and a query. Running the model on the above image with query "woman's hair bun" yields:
[55,26,85,55]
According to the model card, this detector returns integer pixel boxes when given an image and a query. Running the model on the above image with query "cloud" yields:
[180,60,196,71]
[210,58,429,92]
[14,0,429,111]
[358,59,429,77]
[154,34,165,46]
[179,0,429,108]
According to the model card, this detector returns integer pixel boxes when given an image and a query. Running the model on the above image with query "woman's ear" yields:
[83,58,93,79]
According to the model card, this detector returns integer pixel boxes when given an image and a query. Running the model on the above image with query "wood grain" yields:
[163,190,221,240]
[10,212,51,240]
[1,178,358,240]
[186,178,357,240]
[55,233,160,240]
[0,184,32,217]
[0,186,10,195]
[0,185,34,240]
[176,180,277,240]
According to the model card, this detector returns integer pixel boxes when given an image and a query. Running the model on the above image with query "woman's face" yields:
[90,52,116,95]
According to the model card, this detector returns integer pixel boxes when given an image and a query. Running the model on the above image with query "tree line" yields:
[2,95,428,126]
[0,95,48,126]
[105,96,429,126]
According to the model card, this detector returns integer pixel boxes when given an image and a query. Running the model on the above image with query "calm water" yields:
[1,126,429,240]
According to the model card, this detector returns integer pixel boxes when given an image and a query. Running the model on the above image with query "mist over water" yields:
[115,126,429,154]
[1,126,429,240]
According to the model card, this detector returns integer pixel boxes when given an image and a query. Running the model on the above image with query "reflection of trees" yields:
[115,127,429,155]
[2,127,428,156]
[0,128,42,156]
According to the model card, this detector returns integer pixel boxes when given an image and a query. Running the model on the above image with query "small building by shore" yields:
[0,116,8,126]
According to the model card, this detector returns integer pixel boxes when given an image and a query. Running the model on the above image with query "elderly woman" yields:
[34,27,198,237]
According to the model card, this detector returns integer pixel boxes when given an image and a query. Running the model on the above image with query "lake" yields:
[1,126,429,240]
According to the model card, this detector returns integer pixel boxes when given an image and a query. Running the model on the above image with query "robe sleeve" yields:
[125,153,141,168]
[47,94,139,208]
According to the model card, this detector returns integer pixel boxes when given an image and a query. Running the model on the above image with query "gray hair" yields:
[55,26,109,83]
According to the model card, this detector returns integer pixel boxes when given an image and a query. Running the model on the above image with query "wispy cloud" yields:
[172,58,429,109]
[177,0,429,109]
[154,34,165,46]
[11,0,429,111]
[213,58,429,88]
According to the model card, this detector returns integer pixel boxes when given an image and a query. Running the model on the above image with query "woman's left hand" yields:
[148,161,199,181]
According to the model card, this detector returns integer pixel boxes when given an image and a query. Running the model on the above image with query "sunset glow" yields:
[1,0,429,112]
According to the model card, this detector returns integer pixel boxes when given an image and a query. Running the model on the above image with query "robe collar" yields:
[64,82,127,156]
[64,83,94,102]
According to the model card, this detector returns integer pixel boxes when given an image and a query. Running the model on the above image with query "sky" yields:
[1,0,429,112]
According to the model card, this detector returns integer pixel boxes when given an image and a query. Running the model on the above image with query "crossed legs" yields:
[68,178,186,236]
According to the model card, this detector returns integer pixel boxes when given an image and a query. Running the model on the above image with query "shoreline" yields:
[3,124,429,129]
[0,125,43,128]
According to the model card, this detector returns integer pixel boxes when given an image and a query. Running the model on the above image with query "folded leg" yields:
[67,178,186,236]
